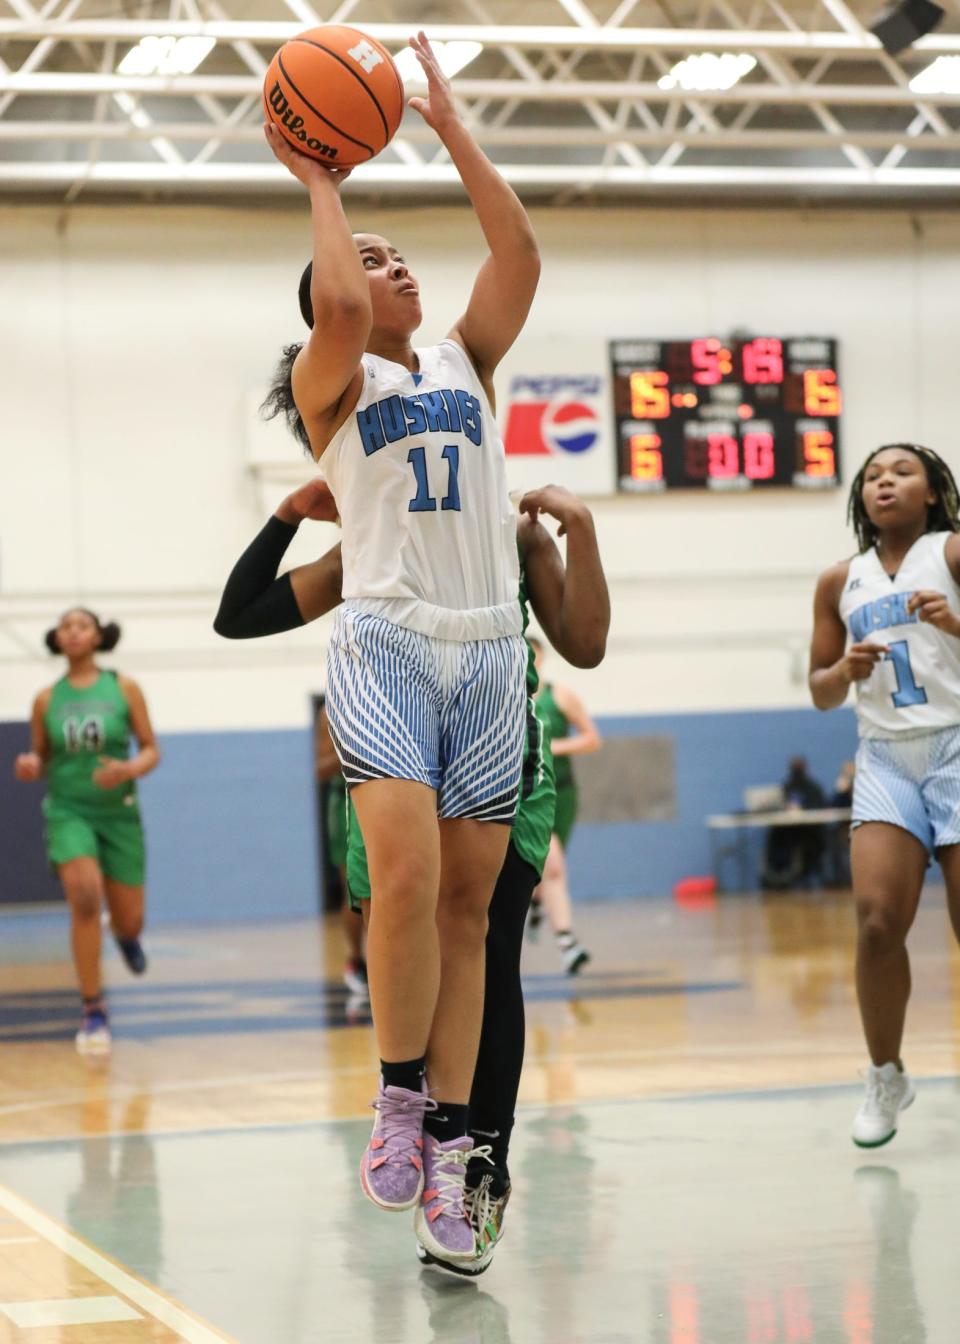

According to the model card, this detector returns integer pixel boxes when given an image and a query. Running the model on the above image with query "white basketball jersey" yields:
[322,340,521,643]
[838,532,960,739]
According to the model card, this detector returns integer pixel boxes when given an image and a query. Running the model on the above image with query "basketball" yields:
[263,25,405,168]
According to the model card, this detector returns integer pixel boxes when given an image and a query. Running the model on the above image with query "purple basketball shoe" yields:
[360,1082,434,1212]
[413,1134,477,1261]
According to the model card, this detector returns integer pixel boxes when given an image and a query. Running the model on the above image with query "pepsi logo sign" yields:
[504,376,604,457]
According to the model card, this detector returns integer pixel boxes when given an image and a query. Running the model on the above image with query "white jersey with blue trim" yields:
[322,339,521,643]
[838,531,960,739]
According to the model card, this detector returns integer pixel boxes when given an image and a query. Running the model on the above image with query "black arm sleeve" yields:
[213,515,306,639]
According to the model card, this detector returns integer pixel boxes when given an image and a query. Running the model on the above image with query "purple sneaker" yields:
[360,1082,433,1212]
[413,1134,477,1261]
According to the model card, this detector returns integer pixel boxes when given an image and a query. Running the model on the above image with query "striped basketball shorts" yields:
[325,606,527,824]
[852,724,960,854]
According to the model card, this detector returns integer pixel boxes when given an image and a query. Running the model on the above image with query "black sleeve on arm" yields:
[213,515,306,639]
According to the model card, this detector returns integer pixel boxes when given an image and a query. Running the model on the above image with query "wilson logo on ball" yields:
[267,82,338,158]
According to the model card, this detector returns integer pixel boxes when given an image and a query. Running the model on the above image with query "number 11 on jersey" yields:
[407,445,462,513]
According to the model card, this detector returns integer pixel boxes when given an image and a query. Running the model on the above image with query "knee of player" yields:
[371,855,438,914]
[437,884,491,941]
[69,887,102,921]
[112,909,144,939]
[856,900,907,955]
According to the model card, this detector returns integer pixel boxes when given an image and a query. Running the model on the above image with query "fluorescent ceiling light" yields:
[657,52,757,92]
[909,55,960,94]
[393,40,483,84]
[117,36,216,77]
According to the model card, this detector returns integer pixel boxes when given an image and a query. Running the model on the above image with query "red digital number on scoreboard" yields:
[629,433,664,482]
[707,433,739,477]
[629,370,670,419]
[743,431,775,480]
[741,339,784,385]
[691,339,735,387]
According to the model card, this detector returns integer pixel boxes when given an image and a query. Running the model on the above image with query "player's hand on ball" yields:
[840,642,889,683]
[519,485,590,537]
[406,32,459,133]
[92,757,130,790]
[907,590,960,636]
[280,478,340,525]
[14,752,43,782]
[263,123,353,189]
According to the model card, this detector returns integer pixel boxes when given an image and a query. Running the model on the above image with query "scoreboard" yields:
[610,337,841,492]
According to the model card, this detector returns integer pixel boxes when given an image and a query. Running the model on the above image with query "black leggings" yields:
[469,840,539,1176]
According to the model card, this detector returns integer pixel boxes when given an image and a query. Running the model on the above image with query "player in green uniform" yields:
[527,643,602,974]
[13,609,160,1054]
[315,701,367,996]
[216,476,609,1277]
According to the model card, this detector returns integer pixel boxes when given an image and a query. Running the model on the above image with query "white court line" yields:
[0,1235,40,1245]
[0,1184,233,1344]
[0,1296,142,1327]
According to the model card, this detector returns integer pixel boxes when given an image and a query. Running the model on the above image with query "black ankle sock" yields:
[424,1101,469,1141]
[470,1116,513,1178]
[380,1057,426,1093]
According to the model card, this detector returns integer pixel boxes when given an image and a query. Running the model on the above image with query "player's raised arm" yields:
[407,33,539,399]
[263,125,371,446]
[519,486,609,669]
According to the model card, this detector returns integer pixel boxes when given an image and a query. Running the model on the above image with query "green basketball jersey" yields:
[511,557,556,878]
[537,683,574,793]
[345,556,557,898]
[43,669,136,813]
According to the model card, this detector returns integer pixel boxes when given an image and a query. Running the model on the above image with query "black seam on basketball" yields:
[276,51,374,156]
[291,38,390,149]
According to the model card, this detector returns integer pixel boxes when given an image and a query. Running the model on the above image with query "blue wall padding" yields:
[137,728,318,923]
[565,706,859,899]
[5,708,858,920]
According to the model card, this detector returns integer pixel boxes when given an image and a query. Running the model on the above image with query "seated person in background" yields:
[761,756,827,890]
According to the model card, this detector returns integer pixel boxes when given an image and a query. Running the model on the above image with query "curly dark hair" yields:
[847,443,960,553]
[45,609,121,655]
[260,262,317,457]
[260,341,311,455]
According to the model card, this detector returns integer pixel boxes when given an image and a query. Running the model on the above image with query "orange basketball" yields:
[263,25,405,168]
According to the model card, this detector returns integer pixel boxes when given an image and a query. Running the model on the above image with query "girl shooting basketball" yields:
[809,445,960,1147]
[216,478,610,1275]
[260,33,539,1262]
[13,610,159,1053]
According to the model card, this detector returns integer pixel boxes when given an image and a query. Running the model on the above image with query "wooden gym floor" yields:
[1,888,958,1342]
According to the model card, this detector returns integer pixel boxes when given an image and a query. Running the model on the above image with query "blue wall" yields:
[138,728,318,924]
[11,709,857,922]
[566,706,859,899]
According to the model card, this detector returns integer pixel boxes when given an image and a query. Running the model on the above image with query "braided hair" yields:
[847,444,960,553]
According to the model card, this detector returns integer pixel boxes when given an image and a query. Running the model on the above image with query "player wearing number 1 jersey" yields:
[809,445,960,1148]
[260,32,539,1264]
